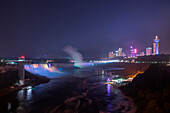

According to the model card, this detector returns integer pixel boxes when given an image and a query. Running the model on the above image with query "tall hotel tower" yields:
[153,35,159,55]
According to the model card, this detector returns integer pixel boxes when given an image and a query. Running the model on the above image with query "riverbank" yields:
[120,64,170,113]
[0,70,50,97]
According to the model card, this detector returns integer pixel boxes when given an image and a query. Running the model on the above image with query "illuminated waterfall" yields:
[24,64,64,77]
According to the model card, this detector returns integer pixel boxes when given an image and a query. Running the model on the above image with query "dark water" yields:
[0,69,136,113]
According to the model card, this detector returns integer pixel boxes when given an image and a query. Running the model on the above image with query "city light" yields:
[93,60,120,63]
[20,56,25,59]
[108,35,160,58]
[146,47,152,56]
[134,49,137,54]
[153,35,159,55]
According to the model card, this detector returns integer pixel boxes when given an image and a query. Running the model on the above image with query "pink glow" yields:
[134,49,137,53]
[20,56,25,59]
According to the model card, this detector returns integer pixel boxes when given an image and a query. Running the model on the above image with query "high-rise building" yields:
[122,52,126,57]
[109,52,114,59]
[115,50,118,57]
[140,52,145,56]
[146,47,152,56]
[130,46,137,57]
[118,48,123,57]
[153,35,159,55]
[130,46,133,57]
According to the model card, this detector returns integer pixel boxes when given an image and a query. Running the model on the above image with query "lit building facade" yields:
[153,36,159,55]
[130,46,137,57]
[118,48,123,57]
[115,50,118,57]
[109,52,114,59]
[122,52,126,57]
[146,47,152,56]
[140,52,145,56]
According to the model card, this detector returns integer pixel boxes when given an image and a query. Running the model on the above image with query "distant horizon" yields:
[0,53,170,60]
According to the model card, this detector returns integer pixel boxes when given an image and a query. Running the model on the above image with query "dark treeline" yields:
[0,70,50,90]
[120,64,170,113]
[0,71,19,90]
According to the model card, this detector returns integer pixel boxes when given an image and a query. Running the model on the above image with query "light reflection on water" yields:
[107,84,111,96]
[26,86,32,101]
[7,103,11,110]
[17,90,24,101]
[17,86,32,101]
[0,68,136,113]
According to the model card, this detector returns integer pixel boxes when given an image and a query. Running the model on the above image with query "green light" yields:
[18,59,25,62]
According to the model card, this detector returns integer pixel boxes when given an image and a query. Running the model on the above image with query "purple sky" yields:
[0,0,170,58]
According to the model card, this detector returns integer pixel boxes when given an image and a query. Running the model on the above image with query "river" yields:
[0,68,136,113]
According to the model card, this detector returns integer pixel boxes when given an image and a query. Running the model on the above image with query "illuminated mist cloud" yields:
[64,46,83,68]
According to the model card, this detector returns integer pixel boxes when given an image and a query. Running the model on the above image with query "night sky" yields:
[0,0,170,58]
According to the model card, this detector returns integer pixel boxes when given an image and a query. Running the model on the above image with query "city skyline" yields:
[0,0,170,58]
[109,35,160,58]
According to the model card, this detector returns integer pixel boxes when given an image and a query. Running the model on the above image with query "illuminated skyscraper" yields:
[130,46,133,57]
[118,48,123,56]
[130,46,137,57]
[115,50,118,57]
[109,52,114,59]
[146,47,152,56]
[153,36,159,55]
